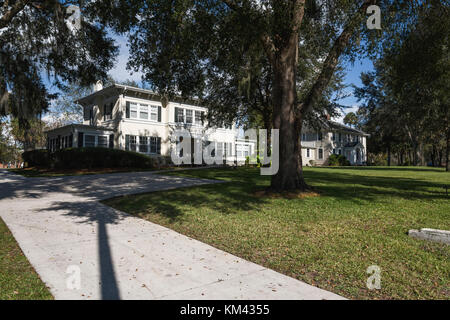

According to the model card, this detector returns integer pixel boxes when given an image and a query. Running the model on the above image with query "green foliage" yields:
[328,154,351,166]
[22,149,50,167]
[354,2,450,169]
[23,148,156,170]
[0,1,118,122]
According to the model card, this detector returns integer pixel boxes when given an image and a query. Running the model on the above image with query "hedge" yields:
[328,154,351,166]
[23,148,159,169]
[22,149,50,167]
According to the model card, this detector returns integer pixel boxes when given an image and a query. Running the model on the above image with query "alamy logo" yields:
[367,5,381,30]
[66,265,81,290]
[170,129,279,175]
[366,265,381,290]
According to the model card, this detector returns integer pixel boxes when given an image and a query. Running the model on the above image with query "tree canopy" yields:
[0,0,118,123]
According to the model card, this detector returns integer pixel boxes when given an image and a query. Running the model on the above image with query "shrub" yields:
[22,149,50,167]
[49,148,155,169]
[328,154,351,166]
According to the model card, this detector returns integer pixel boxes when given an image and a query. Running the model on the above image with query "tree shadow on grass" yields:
[305,170,449,204]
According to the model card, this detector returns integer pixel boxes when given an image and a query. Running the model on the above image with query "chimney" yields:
[93,80,103,92]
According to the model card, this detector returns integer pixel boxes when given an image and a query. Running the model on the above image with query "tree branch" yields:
[0,0,31,29]
[299,0,377,116]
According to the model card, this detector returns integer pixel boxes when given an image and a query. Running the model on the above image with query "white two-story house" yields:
[46,82,367,167]
[45,82,255,164]
[300,121,369,166]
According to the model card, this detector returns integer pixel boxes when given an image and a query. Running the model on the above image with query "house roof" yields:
[45,124,114,134]
[76,83,202,107]
[326,121,369,136]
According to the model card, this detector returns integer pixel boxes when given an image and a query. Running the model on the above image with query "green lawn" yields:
[103,166,450,300]
[0,217,53,300]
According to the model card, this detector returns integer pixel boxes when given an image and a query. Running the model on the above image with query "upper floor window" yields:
[130,103,138,118]
[139,105,148,120]
[186,109,193,124]
[332,132,336,141]
[338,133,342,142]
[150,105,158,121]
[195,111,204,125]
[103,103,113,121]
[175,107,184,123]
[175,107,205,125]
[307,148,310,157]
[126,102,161,122]
[302,133,306,141]
[318,132,323,141]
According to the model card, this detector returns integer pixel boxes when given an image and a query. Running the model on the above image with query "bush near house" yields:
[328,154,351,166]
[23,148,157,169]
[22,149,50,167]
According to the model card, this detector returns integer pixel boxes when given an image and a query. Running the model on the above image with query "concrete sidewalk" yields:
[0,170,345,300]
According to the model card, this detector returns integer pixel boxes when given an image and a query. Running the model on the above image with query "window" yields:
[318,148,323,159]
[125,135,137,152]
[78,132,84,148]
[104,103,112,121]
[307,148,310,157]
[130,103,138,118]
[236,144,242,157]
[338,149,342,155]
[186,109,193,124]
[338,133,342,142]
[109,134,114,148]
[139,136,148,153]
[150,105,158,121]
[333,148,336,154]
[356,135,360,143]
[85,135,96,147]
[217,142,223,156]
[332,132,336,141]
[195,111,204,125]
[318,132,323,141]
[302,133,306,141]
[98,136,108,148]
[175,107,184,123]
[150,137,161,154]
[139,104,148,120]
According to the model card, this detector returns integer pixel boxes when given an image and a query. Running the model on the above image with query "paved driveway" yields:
[0,169,344,300]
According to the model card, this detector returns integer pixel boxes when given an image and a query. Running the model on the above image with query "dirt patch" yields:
[252,189,320,199]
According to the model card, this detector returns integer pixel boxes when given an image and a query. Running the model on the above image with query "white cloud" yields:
[333,104,359,124]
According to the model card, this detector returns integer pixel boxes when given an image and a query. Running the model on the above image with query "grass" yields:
[103,166,450,300]
[0,217,53,300]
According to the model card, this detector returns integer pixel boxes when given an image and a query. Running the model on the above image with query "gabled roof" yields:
[45,124,114,134]
[76,84,202,107]
[326,121,369,136]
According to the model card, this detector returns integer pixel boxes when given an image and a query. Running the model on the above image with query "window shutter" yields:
[174,107,178,122]
[158,106,161,122]
[125,135,130,151]
[78,132,84,148]
[126,101,130,118]
[157,137,161,155]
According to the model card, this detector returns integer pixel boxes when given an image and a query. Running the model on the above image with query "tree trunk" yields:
[446,128,449,172]
[387,144,391,166]
[270,38,307,191]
